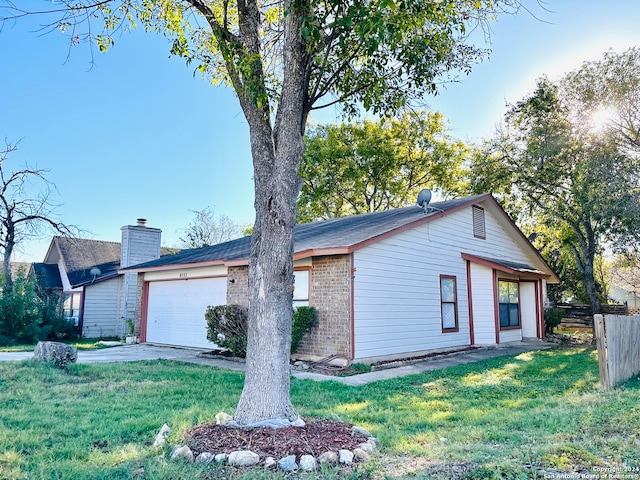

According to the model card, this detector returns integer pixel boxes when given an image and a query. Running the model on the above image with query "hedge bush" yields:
[204,304,318,358]
[205,304,248,357]
[544,307,565,334]
[291,306,317,354]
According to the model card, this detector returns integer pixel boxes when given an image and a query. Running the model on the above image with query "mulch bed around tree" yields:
[186,418,368,459]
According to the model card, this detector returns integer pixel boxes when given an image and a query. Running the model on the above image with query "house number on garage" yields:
[179,273,188,278]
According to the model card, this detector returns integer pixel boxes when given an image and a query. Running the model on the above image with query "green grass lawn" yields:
[0,347,638,479]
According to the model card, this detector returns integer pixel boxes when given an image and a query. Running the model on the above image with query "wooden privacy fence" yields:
[594,314,640,390]
[559,303,628,329]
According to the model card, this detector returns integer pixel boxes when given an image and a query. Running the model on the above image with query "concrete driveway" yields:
[0,340,555,385]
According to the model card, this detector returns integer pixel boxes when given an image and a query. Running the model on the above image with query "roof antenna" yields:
[417,189,432,213]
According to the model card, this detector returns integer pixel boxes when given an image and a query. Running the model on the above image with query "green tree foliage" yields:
[562,47,640,156]
[3,0,521,426]
[298,111,469,222]
[0,270,75,346]
[471,67,640,314]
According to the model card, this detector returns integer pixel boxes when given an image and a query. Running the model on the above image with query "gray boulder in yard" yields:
[278,455,298,472]
[228,450,260,467]
[33,341,77,368]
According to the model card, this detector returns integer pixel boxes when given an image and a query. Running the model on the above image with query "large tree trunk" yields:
[233,122,303,427]
[233,0,307,427]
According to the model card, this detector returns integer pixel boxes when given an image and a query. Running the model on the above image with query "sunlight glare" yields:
[589,106,616,131]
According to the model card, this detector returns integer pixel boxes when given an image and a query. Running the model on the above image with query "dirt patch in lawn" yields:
[186,418,368,458]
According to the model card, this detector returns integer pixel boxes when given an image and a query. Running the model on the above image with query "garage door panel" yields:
[146,277,226,349]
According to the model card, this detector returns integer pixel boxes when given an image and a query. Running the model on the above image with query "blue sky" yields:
[1,0,640,262]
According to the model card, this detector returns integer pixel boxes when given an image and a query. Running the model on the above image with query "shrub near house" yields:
[206,305,317,357]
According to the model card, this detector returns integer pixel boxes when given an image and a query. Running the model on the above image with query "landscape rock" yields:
[264,457,276,468]
[170,445,194,463]
[277,455,298,472]
[195,452,214,464]
[33,341,77,369]
[318,451,338,464]
[366,437,378,447]
[152,424,171,448]
[215,411,234,425]
[299,455,317,471]
[339,449,354,465]
[351,426,372,438]
[214,453,227,463]
[358,442,374,453]
[228,450,260,467]
[353,448,370,462]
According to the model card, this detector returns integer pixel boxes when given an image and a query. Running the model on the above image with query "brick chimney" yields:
[120,219,162,335]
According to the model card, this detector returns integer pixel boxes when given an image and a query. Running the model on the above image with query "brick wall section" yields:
[227,266,249,308]
[296,255,352,359]
[225,258,352,360]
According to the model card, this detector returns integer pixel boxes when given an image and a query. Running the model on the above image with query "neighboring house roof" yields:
[124,194,558,282]
[36,236,181,289]
[31,263,63,290]
[53,237,122,287]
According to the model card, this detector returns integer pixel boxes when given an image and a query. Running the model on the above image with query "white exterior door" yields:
[469,263,497,345]
[520,282,538,338]
[146,277,227,349]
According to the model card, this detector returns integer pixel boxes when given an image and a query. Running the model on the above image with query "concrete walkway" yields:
[0,340,554,385]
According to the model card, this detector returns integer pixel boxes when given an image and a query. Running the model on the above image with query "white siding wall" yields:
[82,277,123,338]
[470,263,495,345]
[353,205,536,359]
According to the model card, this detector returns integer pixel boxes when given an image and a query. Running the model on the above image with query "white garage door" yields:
[146,277,227,349]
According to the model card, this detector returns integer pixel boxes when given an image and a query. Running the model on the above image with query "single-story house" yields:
[31,219,168,338]
[124,193,558,363]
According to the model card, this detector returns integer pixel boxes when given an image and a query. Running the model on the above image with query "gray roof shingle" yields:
[54,237,122,287]
[126,195,487,271]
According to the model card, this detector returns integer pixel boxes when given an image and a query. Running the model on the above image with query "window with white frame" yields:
[440,275,458,332]
[63,292,82,326]
[293,270,310,307]
[498,280,520,328]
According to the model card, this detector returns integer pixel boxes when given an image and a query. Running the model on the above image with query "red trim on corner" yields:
[535,280,541,339]
[77,287,86,337]
[350,254,355,360]
[492,270,500,344]
[140,281,150,343]
[466,260,475,345]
